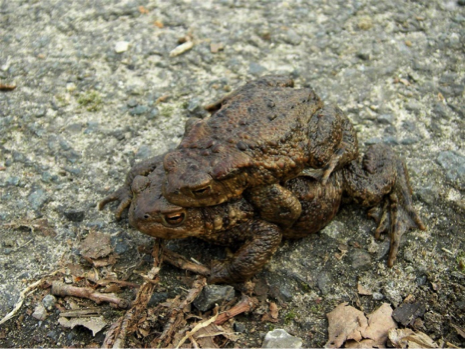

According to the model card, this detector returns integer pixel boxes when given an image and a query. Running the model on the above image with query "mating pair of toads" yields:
[100,75,426,284]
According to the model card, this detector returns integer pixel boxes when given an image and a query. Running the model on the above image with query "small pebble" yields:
[32,304,47,321]
[42,294,57,310]
[115,41,129,53]
[193,285,235,311]
[262,329,302,348]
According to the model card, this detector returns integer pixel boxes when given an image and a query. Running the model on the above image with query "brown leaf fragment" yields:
[58,316,107,336]
[324,302,368,348]
[0,83,16,91]
[210,43,224,53]
[363,303,397,341]
[357,283,372,296]
[261,302,279,323]
[345,339,379,348]
[388,328,439,348]
[79,231,113,260]
[325,303,398,348]
[138,6,149,14]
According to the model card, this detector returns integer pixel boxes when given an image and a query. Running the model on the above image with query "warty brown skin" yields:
[162,75,359,227]
[100,144,426,283]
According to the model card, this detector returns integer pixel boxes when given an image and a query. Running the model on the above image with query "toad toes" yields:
[162,75,358,227]
[100,144,425,283]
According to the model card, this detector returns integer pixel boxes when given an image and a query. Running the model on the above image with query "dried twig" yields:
[51,282,129,309]
[156,277,207,347]
[102,239,165,348]
[59,308,102,318]
[175,307,219,348]
[0,279,43,325]
[163,249,210,276]
[215,295,259,325]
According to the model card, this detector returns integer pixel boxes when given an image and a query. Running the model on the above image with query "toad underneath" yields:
[100,144,425,284]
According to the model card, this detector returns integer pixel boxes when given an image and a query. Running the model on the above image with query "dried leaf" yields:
[58,316,107,336]
[388,328,439,348]
[326,303,397,348]
[363,303,397,341]
[79,231,113,260]
[325,302,368,348]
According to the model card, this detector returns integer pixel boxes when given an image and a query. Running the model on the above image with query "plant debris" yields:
[325,302,397,348]
[51,281,130,309]
[58,316,107,336]
[387,328,439,348]
[0,83,16,91]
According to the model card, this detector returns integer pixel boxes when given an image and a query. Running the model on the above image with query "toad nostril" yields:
[143,214,150,219]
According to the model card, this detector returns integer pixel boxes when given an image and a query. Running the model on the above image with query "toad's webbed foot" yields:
[208,220,282,284]
[343,144,426,267]
[99,155,162,220]
[245,183,302,228]
[307,105,359,184]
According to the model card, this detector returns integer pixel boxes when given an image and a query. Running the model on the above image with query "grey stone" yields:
[351,250,372,268]
[372,292,384,300]
[127,98,138,108]
[377,113,394,124]
[148,292,168,307]
[233,322,246,333]
[282,29,302,46]
[193,285,235,312]
[135,145,153,160]
[249,62,267,76]
[129,105,149,116]
[42,294,57,311]
[28,187,49,211]
[436,151,465,183]
[32,304,47,321]
[148,108,159,119]
[262,329,302,348]
[317,271,333,295]
[64,210,85,222]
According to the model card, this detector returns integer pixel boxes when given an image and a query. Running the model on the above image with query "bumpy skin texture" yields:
[162,75,358,227]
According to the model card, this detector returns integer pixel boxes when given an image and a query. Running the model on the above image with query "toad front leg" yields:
[99,155,163,219]
[245,183,302,228]
[343,144,426,267]
[208,220,282,284]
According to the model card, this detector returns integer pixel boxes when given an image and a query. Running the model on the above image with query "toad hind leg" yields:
[245,183,302,228]
[343,144,426,267]
[99,155,162,219]
[208,220,282,284]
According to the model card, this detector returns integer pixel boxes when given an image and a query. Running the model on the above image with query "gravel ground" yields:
[0,0,464,347]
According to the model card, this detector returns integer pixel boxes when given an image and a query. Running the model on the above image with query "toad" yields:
[162,75,358,227]
[100,144,425,283]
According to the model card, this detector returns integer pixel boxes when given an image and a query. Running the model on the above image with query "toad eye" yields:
[131,176,150,194]
[190,185,212,197]
[162,211,186,227]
